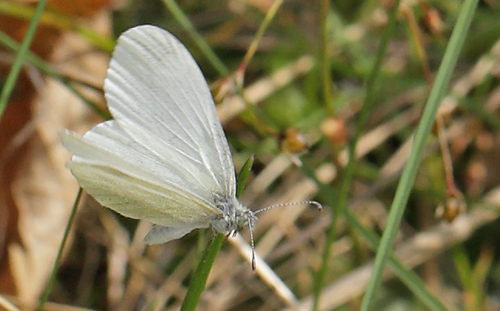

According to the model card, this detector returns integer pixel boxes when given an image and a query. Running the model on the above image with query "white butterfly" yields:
[61,25,320,267]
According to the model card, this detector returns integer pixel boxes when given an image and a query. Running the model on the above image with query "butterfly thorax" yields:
[212,196,257,234]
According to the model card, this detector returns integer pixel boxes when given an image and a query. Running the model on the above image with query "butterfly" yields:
[61,25,321,268]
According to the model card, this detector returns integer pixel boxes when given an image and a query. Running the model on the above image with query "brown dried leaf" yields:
[1,10,110,306]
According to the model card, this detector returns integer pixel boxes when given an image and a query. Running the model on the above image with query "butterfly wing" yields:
[62,25,238,242]
[104,25,236,200]
[61,124,221,229]
[143,224,208,244]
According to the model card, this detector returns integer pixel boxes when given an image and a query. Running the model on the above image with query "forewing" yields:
[104,25,236,199]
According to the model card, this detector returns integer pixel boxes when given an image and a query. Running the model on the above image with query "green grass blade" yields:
[0,29,110,119]
[305,162,449,311]
[37,188,83,311]
[179,234,225,311]
[0,0,47,120]
[236,155,254,198]
[360,0,480,309]
[0,2,115,52]
[161,0,228,76]
[312,0,402,309]
[345,210,449,311]
[179,156,253,311]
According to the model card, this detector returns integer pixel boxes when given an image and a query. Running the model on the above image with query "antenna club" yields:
[307,200,323,211]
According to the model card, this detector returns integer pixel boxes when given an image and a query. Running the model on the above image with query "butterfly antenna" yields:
[254,200,323,215]
[248,219,256,270]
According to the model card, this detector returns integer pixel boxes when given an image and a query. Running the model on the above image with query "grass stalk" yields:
[312,0,402,309]
[0,0,47,119]
[360,0,479,309]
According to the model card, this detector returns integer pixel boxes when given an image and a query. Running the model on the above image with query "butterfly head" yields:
[212,195,258,269]
[212,196,257,234]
